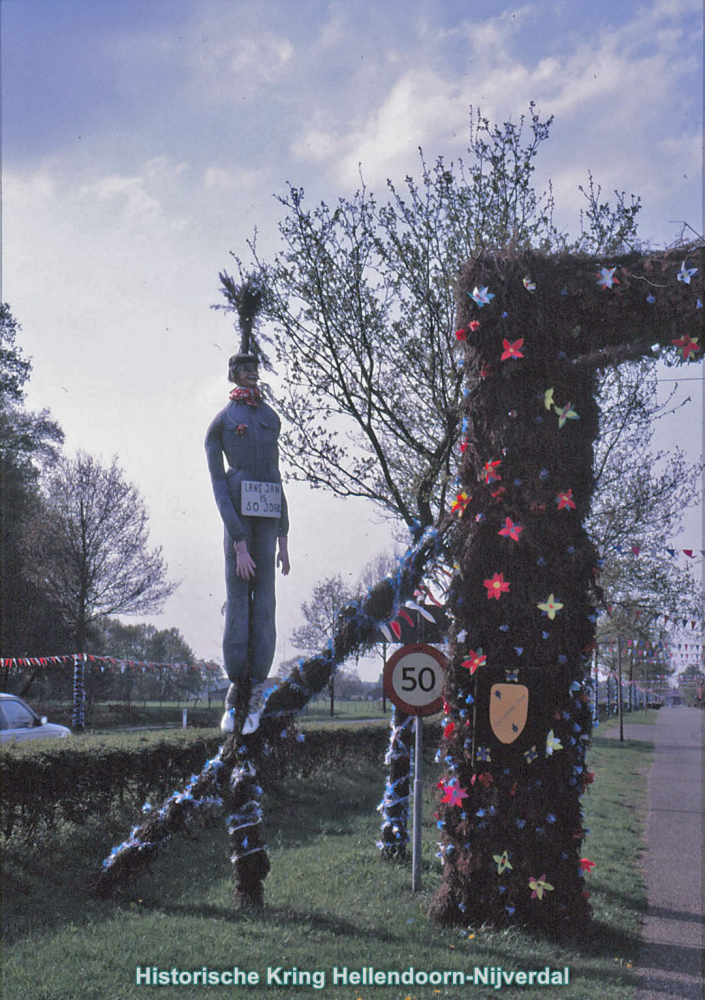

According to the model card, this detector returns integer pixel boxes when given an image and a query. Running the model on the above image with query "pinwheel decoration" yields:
[470,285,495,307]
[677,261,698,284]
[596,267,620,289]
[462,649,487,674]
[529,874,554,900]
[493,850,513,874]
[537,594,563,619]
[555,402,580,428]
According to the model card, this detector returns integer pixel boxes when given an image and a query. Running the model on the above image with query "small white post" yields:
[182,708,188,729]
[411,715,423,892]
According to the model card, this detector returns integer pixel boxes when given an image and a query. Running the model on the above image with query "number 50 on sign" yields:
[383,644,446,716]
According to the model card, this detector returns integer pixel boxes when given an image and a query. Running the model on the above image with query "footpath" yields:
[606,707,704,1000]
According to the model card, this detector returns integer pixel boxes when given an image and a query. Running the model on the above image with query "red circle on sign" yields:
[383,643,446,716]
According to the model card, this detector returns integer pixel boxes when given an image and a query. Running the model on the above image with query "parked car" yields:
[0,693,71,743]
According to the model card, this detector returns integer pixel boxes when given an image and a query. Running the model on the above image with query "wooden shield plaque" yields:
[489,683,529,744]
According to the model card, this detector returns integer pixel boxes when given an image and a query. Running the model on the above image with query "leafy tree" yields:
[25,452,177,652]
[0,304,67,658]
[0,303,32,403]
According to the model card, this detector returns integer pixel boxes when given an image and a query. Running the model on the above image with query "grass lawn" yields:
[1,724,653,1000]
[38,697,392,734]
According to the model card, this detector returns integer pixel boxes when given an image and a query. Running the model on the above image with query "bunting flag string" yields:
[0,654,224,676]
[599,543,705,561]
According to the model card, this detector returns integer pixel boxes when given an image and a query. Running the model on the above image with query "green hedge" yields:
[1,723,429,839]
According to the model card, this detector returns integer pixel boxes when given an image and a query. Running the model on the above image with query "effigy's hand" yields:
[277,536,291,576]
[234,540,257,579]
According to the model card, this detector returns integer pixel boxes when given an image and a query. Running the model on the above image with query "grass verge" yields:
[1,727,652,1000]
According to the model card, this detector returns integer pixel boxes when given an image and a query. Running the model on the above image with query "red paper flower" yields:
[482,459,502,484]
[462,649,487,673]
[451,491,471,516]
[671,334,700,361]
[443,721,456,739]
[556,489,576,510]
[484,573,510,600]
[501,338,524,361]
[455,328,467,341]
[440,778,468,807]
[579,858,596,874]
[468,320,481,332]
[498,517,523,541]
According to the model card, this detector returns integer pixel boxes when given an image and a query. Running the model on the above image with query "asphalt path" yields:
[606,708,704,1000]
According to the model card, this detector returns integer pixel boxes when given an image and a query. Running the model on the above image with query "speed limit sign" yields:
[383,643,446,716]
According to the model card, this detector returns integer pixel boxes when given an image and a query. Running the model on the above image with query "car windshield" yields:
[0,700,37,729]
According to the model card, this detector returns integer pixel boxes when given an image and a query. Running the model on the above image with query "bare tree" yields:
[232,106,566,530]
[291,573,358,714]
[588,360,703,651]
[27,452,177,651]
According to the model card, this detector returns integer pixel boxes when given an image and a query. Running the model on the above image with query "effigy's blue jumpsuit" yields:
[205,397,289,691]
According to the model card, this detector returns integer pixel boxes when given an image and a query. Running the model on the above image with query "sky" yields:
[1,0,703,681]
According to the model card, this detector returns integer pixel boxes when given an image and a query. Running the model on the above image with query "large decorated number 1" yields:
[430,245,702,933]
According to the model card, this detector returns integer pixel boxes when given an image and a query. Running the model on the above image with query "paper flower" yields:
[468,320,481,332]
[440,778,468,807]
[505,669,519,682]
[537,594,563,619]
[455,328,467,341]
[677,261,698,284]
[462,649,487,673]
[482,459,502,484]
[476,772,494,788]
[529,874,554,900]
[498,517,523,541]
[596,267,620,289]
[476,746,492,762]
[556,489,576,510]
[671,334,700,361]
[579,857,596,873]
[443,721,456,739]
[470,286,495,307]
[524,746,538,764]
[501,338,525,361]
[451,491,471,516]
[484,573,510,600]
[554,402,580,428]
[543,387,555,411]
[523,277,536,292]
[545,730,563,755]
[493,850,513,874]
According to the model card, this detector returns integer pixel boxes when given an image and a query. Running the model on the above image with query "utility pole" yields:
[617,638,624,742]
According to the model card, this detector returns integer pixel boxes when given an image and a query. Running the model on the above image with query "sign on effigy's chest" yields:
[240,479,282,518]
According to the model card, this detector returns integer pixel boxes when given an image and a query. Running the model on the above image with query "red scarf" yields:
[229,386,260,406]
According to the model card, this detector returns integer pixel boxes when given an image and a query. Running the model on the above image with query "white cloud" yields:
[204,165,261,191]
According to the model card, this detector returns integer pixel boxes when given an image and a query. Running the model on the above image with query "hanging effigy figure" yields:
[205,275,290,736]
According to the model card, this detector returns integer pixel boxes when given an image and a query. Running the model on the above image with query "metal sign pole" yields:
[412,714,423,892]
